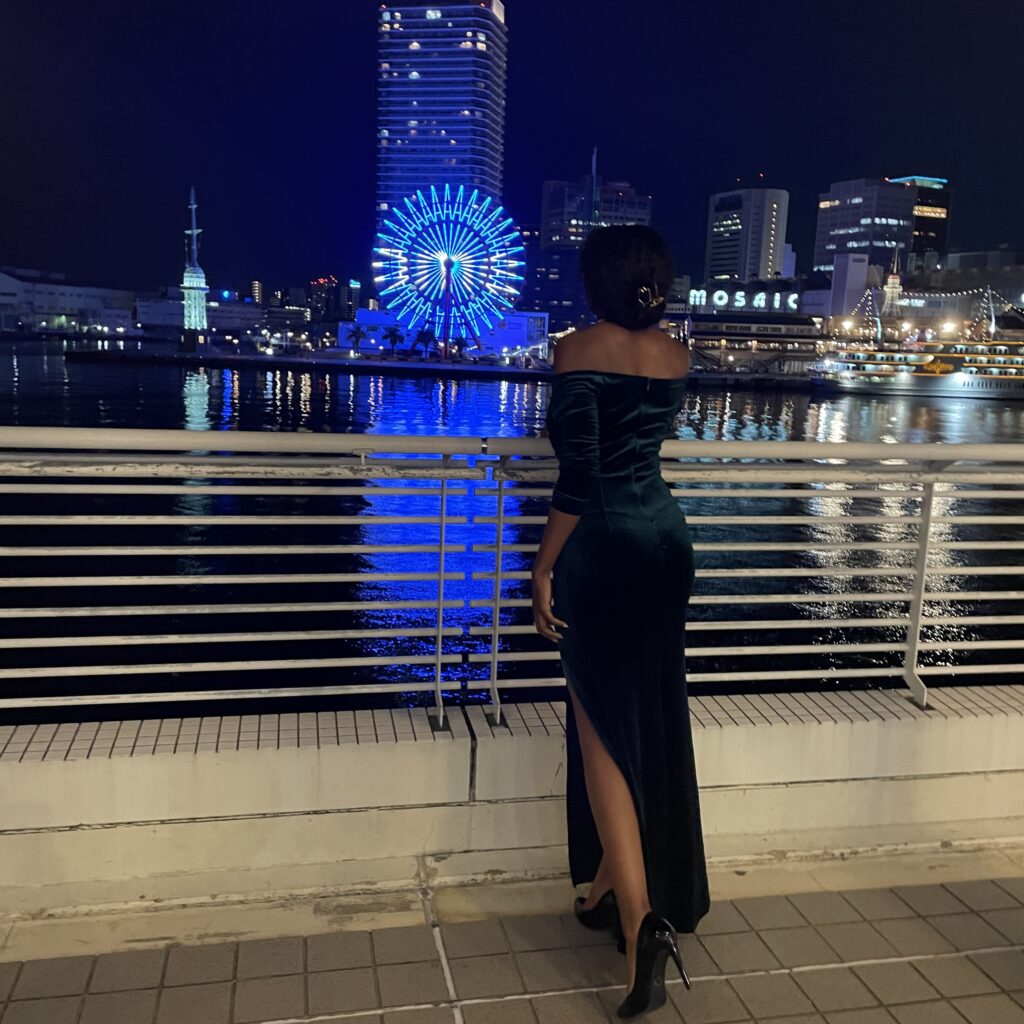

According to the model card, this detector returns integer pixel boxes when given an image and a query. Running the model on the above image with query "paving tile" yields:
[945,882,1022,912]
[378,960,449,1007]
[164,943,236,986]
[769,1017,825,1024]
[373,926,438,966]
[515,949,590,992]
[952,994,1024,1024]
[820,1010,896,1024]
[841,891,916,921]
[995,880,1024,904]
[695,902,751,936]
[599,987,683,1023]
[853,963,938,1005]
[731,973,816,1018]
[532,992,613,1024]
[969,950,1024,990]
[237,937,304,978]
[0,962,20,1001]
[504,916,573,952]
[668,977,749,1023]
[1012,993,1024,1010]
[450,954,525,999]
[307,967,379,1016]
[308,930,373,972]
[561,914,615,948]
[814,924,898,962]
[442,920,509,959]
[985,909,1024,945]
[794,968,878,1012]
[889,1004,968,1024]
[383,1010,456,1024]
[871,919,956,956]
[700,931,780,973]
[927,913,1013,951]
[90,948,165,992]
[894,886,969,917]
[575,942,624,986]
[234,974,306,1022]
[0,996,82,1024]
[156,981,233,1024]
[733,896,807,931]
[915,956,1000,997]
[462,1001,538,1024]
[761,927,843,968]
[80,988,159,1024]
[11,956,93,998]
[789,893,863,926]
[680,934,722,979]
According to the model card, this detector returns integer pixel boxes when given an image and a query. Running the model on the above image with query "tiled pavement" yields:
[1,880,1023,1023]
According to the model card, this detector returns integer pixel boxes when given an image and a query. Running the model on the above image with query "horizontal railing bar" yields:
[0,572,464,589]
[466,667,905,687]
[919,639,1024,651]
[0,545,466,558]
[471,542,925,554]
[0,628,463,650]
[0,484,469,496]
[918,663,1024,676]
[476,568,917,581]
[476,515,924,526]
[465,642,907,663]
[0,600,463,619]
[0,654,462,680]
[470,593,916,608]
[0,516,467,526]
[922,614,1024,625]
[0,681,440,709]
[467,618,912,635]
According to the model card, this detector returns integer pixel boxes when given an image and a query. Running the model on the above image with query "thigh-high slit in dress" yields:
[546,370,710,933]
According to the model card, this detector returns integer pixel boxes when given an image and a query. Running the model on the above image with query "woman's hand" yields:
[532,568,568,643]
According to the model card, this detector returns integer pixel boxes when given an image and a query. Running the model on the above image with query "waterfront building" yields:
[341,280,362,321]
[813,178,915,275]
[704,188,790,284]
[889,175,952,272]
[250,280,263,305]
[945,249,1021,272]
[782,243,797,279]
[180,187,208,352]
[685,310,823,376]
[309,276,340,321]
[264,305,313,331]
[0,267,134,334]
[828,252,872,316]
[376,0,508,225]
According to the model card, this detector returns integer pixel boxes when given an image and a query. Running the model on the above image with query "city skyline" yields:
[2,1,1023,291]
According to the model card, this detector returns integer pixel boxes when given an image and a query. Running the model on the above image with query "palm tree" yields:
[346,325,368,353]
[411,329,436,357]
[383,326,405,355]
[452,336,468,359]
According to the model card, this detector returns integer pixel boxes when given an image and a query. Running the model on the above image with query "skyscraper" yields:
[703,188,789,284]
[813,179,916,274]
[888,175,953,271]
[376,1,508,224]
[180,186,208,352]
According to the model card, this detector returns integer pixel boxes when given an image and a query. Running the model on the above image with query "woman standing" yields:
[531,225,710,1018]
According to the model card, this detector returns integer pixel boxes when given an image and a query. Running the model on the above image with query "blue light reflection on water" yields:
[2,338,1024,706]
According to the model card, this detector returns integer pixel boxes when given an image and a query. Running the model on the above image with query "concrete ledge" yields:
[2,687,1023,917]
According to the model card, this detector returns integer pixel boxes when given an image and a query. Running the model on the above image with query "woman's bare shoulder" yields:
[552,326,606,374]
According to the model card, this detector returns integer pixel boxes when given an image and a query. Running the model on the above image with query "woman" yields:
[531,225,710,1018]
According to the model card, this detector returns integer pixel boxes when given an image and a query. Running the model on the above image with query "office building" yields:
[309,276,340,321]
[889,176,952,272]
[813,179,915,274]
[376,1,508,224]
[704,188,789,284]
[341,280,362,321]
[250,280,263,305]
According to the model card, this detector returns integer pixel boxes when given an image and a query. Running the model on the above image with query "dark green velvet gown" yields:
[546,369,710,933]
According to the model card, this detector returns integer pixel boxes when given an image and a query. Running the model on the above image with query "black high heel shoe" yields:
[574,889,618,931]
[616,912,691,1020]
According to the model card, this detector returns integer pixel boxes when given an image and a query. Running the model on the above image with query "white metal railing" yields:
[3,426,1024,716]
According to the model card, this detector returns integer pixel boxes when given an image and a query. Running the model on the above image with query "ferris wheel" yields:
[374,184,525,350]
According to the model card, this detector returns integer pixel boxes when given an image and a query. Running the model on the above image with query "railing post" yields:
[433,470,448,726]
[489,473,505,724]
[904,477,937,709]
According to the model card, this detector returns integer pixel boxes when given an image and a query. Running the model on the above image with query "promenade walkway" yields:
[2,856,1023,1024]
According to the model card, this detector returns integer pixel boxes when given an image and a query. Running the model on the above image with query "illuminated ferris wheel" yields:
[374,184,525,351]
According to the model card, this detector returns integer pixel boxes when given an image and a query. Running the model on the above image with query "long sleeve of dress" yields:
[546,374,601,516]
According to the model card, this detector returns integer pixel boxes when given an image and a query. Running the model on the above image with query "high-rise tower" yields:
[704,188,790,284]
[376,1,508,226]
[180,186,208,351]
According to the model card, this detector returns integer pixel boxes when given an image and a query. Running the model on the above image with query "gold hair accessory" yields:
[637,285,665,311]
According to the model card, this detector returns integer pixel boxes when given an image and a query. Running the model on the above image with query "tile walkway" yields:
[1,879,1023,1023]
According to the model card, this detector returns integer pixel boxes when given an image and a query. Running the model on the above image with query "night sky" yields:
[2,0,1023,292]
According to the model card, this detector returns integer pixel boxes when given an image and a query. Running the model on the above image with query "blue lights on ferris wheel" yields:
[373,184,525,340]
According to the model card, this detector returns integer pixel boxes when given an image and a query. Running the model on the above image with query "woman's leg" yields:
[569,688,650,985]
[580,854,614,909]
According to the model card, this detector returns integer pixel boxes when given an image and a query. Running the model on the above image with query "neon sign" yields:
[689,289,799,312]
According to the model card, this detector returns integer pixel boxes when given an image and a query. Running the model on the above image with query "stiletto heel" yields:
[574,889,619,931]
[616,912,688,1019]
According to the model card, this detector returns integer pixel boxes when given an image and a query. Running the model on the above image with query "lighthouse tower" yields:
[180,186,209,352]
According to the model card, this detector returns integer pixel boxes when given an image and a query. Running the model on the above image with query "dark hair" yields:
[580,225,674,330]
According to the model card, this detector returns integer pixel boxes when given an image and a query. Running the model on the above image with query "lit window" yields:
[426,8,442,18]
